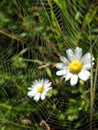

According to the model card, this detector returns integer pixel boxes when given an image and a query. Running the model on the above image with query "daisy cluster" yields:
[27,47,94,101]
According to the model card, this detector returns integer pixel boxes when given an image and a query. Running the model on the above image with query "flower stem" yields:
[90,59,98,130]
[90,60,94,130]
[90,87,93,130]
[89,25,93,130]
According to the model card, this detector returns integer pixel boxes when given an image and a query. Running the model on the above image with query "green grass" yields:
[0,0,98,130]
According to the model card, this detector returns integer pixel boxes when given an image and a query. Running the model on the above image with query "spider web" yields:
[0,0,98,130]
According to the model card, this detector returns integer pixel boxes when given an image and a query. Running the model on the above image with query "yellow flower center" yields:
[69,60,83,73]
[37,86,44,93]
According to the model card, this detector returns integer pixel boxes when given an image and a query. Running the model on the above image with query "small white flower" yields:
[55,47,94,86]
[27,79,52,101]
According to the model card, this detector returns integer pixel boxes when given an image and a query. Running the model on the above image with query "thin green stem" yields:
[89,25,93,130]
[90,52,93,130]
[93,60,98,98]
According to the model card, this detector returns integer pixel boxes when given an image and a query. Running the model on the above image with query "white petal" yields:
[66,49,76,61]
[27,88,37,97]
[44,87,52,94]
[78,70,90,81]
[43,79,50,85]
[40,79,44,85]
[84,70,91,77]
[41,93,46,100]
[65,72,72,81]
[55,63,66,69]
[60,56,69,65]
[56,69,67,76]
[27,91,34,97]
[70,74,78,86]
[75,47,82,59]
[81,53,92,65]
[34,93,40,101]
[36,83,42,88]
[33,80,40,85]
[28,87,33,90]
[44,83,51,88]
[44,79,51,87]
[83,63,91,70]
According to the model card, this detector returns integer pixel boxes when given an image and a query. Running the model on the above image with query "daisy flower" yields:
[27,79,52,101]
[55,47,94,86]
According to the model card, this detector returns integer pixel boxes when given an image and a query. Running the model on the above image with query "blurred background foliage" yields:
[0,0,98,130]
